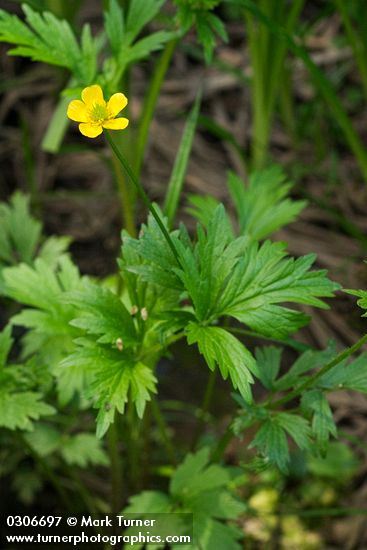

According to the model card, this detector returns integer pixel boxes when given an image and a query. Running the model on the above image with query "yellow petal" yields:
[67,100,89,122]
[81,85,105,108]
[102,118,129,130]
[79,122,103,138]
[107,93,128,117]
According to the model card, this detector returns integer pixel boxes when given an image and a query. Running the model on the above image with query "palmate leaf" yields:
[104,0,173,89]
[170,447,229,498]
[64,282,137,346]
[127,203,337,340]
[62,343,157,438]
[186,323,256,402]
[254,346,282,390]
[61,433,109,467]
[0,192,71,296]
[0,392,55,431]
[301,390,337,452]
[188,166,305,241]
[3,256,83,388]
[0,192,41,267]
[126,0,166,43]
[274,344,335,391]
[249,412,312,471]
[228,166,306,240]
[216,240,339,338]
[123,448,246,550]
[318,352,367,393]
[0,4,98,83]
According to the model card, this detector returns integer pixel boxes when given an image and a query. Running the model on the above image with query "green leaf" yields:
[62,343,157,437]
[164,91,202,228]
[255,346,282,390]
[123,30,174,65]
[126,0,166,43]
[227,167,306,240]
[275,344,336,391]
[195,516,243,550]
[0,192,41,267]
[301,390,337,451]
[0,4,97,83]
[186,194,220,226]
[276,412,312,451]
[319,352,367,393]
[61,433,109,467]
[186,323,255,401]
[346,288,367,316]
[0,325,13,368]
[219,241,339,338]
[38,236,71,267]
[127,202,338,341]
[4,256,81,311]
[308,442,359,481]
[4,256,82,373]
[124,448,245,550]
[249,417,289,471]
[124,491,171,515]
[104,0,124,57]
[65,282,137,346]
[0,392,55,431]
[24,424,61,457]
[170,448,229,497]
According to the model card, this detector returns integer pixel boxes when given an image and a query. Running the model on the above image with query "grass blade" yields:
[164,91,201,228]
[233,0,367,183]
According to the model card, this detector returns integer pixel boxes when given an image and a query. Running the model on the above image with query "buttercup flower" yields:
[67,84,129,138]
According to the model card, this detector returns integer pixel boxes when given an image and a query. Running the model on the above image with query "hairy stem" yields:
[268,333,367,409]
[105,131,181,265]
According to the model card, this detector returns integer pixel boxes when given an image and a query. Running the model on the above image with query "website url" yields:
[6,532,191,546]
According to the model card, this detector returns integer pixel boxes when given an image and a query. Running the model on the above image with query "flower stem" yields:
[104,131,181,266]
[111,150,137,237]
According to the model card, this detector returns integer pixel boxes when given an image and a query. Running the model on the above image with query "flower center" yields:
[90,103,108,123]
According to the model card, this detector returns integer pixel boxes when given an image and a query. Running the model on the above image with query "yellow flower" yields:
[67,84,129,138]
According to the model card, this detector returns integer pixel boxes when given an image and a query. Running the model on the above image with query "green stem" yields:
[150,395,177,465]
[236,0,367,183]
[104,130,181,265]
[107,416,123,513]
[127,401,141,492]
[212,333,367,463]
[268,333,367,409]
[211,423,234,463]
[335,0,367,101]
[191,369,217,450]
[111,150,137,236]
[135,39,178,177]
